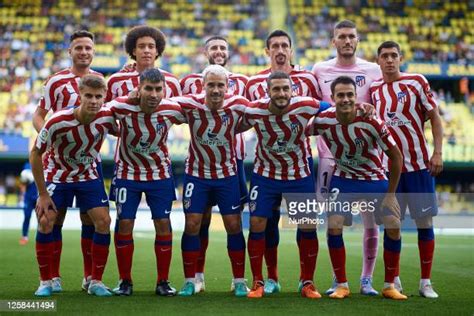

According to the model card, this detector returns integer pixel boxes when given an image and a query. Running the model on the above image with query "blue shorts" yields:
[396,169,438,219]
[249,172,315,218]
[328,176,390,226]
[115,178,176,220]
[183,174,241,215]
[208,159,248,207]
[46,179,109,213]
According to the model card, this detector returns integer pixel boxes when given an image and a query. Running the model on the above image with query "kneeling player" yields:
[308,76,406,300]
[30,75,117,297]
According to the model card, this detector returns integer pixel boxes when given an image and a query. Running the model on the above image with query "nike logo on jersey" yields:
[324,79,334,83]
[160,248,171,252]
[421,207,432,213]
[101,199,109,203]
[164,209,171,214]
[231,205,240,210]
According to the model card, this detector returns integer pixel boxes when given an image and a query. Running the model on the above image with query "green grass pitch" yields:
[1,229,473,315]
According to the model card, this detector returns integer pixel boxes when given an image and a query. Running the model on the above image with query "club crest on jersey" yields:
[354,138,364,148]
[291,83,302,96]
[397,91,407,104]
[228,79,235,89]
[355,76,366,87]
[221,114,230,126]
[156,122,166,135]
[290,119,301,133]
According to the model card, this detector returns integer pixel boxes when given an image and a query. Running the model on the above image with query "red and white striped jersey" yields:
[38,68,103,112]
[180,72,249,160]
[172,94,250,179]
[106,68,181,102]
[108,97,186,181]
[245,67,321,101]
[370,73,437,172]
[244,96,322,180]
[309,108,396,180]
[35,107,118,183]
[180,72,248,96]
[312,57,382,159]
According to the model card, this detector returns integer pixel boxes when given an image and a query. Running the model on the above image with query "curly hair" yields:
[124,26,166,60]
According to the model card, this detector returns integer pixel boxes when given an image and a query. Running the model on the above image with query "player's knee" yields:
[383,215,401,231]
[250,216,266,233]
[154,219,171,234]
[385,228,400,240]
[119,219,134,234]
[327,215,344,231]
[54,210,66,225]
[38,216,53,232]
[80,213,94,225]
[94,215,111,233]
[415,216,432,228]
[224,218,241,234]
[184,215,202,235]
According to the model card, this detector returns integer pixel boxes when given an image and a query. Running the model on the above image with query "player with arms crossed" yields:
[30,75,117,297]
[180,36,249,291]
[31,30,102,292]
[312,20,383,296]
[243,72,330,299]
[173,65,249,297]
[307,76,405,300]
[371,41,443,298]
[245,30,322,294]
[109,68,185,296]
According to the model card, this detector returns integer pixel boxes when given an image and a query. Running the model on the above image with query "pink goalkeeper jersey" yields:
[108,97,186,181]
[370,73,438,172]
[172,94,249,179]
[312,57,382,158]
[180,71,249,160]
[309,108,396,180]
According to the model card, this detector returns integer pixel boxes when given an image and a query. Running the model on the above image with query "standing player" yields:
[106,25,181,102]
[31,30,101,292]
[308,76,405,300]
[371,41,443,298]
[173,65,249,297]
[243,72,329,299]
[105,26,182,292]
[19,163,37,245]
[109,68,185,296]
[312,20,383,295]
[245,29,322,294]
[180,36,249,291]
[30,75,117,297]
